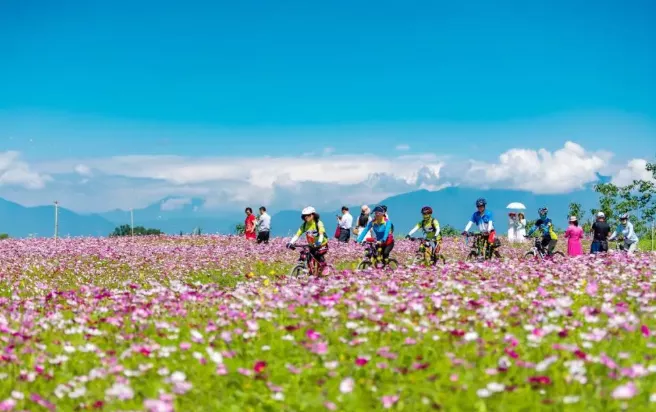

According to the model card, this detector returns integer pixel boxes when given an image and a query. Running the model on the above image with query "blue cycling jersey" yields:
[465,210,494,232]
[357,219,392,243]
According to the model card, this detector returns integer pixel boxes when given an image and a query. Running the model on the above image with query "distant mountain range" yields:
[0,188,599,238]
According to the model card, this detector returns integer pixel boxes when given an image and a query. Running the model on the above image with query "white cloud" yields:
[395,144,410,151]
[2,142,652,214]
[74,164,92,176]
[462,141,611,193]
[160,197,192,211]
[0,151,51,189]
[611,159,656,186]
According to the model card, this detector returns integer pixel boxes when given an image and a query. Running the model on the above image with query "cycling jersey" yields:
[357,218,393,244]
[464,211,494,233]
[291,220,328,246]
[408,217,441,240]
[528,218,558,240]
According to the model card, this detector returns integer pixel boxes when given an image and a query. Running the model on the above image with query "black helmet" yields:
[380,205,388,212]
[421,206,433,215]
[475,198,487,207]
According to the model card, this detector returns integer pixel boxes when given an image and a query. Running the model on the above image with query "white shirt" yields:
[338,212,353,230]
[257,213,271,232]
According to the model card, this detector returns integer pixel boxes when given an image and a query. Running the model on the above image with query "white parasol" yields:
[506,202,526,210]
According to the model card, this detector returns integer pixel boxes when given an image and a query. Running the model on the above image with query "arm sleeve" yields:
[357,222,372,243]
[408,224,420,236]
[382,220,391,241]
[317,221,325,244]
[487,219,494,231]
[464,221,473,232]
[290,225,303,244]
[608,227,617,240]
[434,219,441,236]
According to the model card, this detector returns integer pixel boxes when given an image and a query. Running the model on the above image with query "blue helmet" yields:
[538,207,548,216]
[372,206,385,214]
[475,198,486,207]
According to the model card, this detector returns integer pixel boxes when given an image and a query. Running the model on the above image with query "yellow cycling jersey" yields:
[410,218,442,240]
[294,220,328,246]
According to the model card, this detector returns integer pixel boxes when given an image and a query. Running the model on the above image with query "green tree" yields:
[441,224,460,237]
[109,225,163,237]
[591,157,655,237]
[234,223,245,235]
[0,233,9,240]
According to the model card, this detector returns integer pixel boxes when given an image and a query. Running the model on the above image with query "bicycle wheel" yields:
[409,253,424,266]
[288,263,306,277]
[549,251,565,261]
[384,259,399,270]
[356,260,372,270]
[523,251,537,260]
[432,254,446,265]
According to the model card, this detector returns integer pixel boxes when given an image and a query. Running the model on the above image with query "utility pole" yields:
[130,208,134,237]
[54,201,59,240]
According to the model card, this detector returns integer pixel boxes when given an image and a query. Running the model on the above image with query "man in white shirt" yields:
[336,206,353,242]
[256,206,271,244]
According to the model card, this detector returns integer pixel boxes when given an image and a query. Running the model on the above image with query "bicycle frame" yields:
[290,244,320,276]
[362,241,384,265]
[464,232,491,259]
[409,236,442,265]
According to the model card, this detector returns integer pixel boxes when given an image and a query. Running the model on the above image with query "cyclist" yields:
[462,198,498,255]
[526,207,558,255]
[356,206,394,263]
[609,213,639,254]
[380,204,393,234]
[286,206,329,274]
[406,206,442,255]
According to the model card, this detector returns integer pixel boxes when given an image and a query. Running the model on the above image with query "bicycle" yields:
[407,236,446,266]
[287,244,331,277]
[463,232,501,261]
[356,240,399,270]
[522,237,565,261]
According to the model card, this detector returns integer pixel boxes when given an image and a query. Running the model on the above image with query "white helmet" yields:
[596,211,605,218]
[361,204,369,212]
[301,206,316,215]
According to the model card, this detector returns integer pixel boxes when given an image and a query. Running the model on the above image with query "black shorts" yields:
[257,231,270,243]
[338,228,351,242]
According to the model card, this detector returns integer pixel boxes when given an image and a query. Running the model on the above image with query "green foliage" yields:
[441,224,460,237]
[109,224,163,237]
[0,233,9,239]
[234,223,245,235]
[591,157,655,237]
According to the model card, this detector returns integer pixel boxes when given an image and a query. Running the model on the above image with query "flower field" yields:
[0,236,655,411]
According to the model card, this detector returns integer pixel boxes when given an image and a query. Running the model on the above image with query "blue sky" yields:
[0,0,655,211]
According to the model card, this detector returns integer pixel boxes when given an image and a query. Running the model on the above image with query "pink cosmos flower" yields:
[381,395,399,409]
[339,377,354,393]
[612,382,637,399]
[254,360,267,374]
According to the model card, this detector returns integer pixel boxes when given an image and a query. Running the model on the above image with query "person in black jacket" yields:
[590,212,611,253]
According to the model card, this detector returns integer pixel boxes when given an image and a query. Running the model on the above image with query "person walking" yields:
[336,206,353,243]
[516,213,527,242]
[564,216,584,256]
[590,212,611,254]
[507,212,518,243]
[244,207,256,240]
[256,206,271,244]
[353,205,372,241]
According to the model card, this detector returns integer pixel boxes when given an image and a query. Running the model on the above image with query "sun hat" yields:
[569,216,577,222]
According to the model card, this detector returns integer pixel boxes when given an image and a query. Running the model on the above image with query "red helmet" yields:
[421,206,432,214]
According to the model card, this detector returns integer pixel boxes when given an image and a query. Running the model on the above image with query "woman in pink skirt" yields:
[564,216,584,256]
